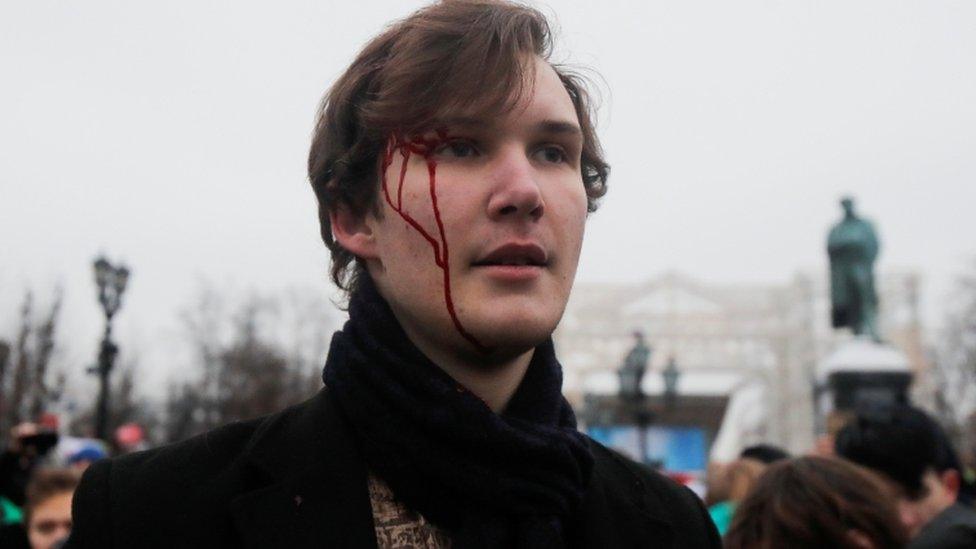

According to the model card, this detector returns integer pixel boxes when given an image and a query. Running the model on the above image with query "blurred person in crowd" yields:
[1,468,80,549]
[813,410,856,457]
[24,469,79,549]
[1,488,27,548]
[67,1,720,547]
[836,404,976,548]
[1,423,59,509]
[725,456,908,549]
[707,456,767,536]
[929,421,976,507]
[957,448,976,506]
[739,443,789,465]
[704,461,732,508]
[65,447,105,474]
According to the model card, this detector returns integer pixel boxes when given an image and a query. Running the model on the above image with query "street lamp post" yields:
[662,356,681,409]
[619,331,652,464]
[90,256,129,441]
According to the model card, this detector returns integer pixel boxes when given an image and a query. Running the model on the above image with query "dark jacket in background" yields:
[66,388,719,548]
[908,502,976,549]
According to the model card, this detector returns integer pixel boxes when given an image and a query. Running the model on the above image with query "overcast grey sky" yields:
[2,1,974,395]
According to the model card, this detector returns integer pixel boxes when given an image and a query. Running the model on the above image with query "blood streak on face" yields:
[380,130,489,353]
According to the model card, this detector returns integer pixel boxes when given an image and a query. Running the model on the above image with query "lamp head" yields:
[93,257,111,290]
[114,266,130,294]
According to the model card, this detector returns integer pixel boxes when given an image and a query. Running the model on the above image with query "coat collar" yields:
[571,444,675,548]
[229,388,377,548]
[228,389,674,548]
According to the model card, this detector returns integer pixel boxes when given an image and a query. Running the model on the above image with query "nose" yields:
[486,148,544,221]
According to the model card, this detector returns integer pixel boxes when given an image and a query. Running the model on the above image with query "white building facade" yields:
[555,270,927,459]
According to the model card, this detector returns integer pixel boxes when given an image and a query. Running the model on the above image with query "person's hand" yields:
[8,422,39,452]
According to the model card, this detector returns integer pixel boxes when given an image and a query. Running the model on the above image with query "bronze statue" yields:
[827,197,881,341]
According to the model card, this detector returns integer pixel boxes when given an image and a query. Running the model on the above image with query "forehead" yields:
[431,57,579,133]
[32,491,73,515]
[521,58,578,120]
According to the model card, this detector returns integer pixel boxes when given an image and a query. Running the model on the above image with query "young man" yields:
[67,1,720,547]
[836,404,976,549]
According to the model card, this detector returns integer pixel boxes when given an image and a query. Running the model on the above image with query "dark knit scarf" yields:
[322,275,594,549]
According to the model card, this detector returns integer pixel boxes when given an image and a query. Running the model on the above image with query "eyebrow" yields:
[534,120,583,137]
[433,117,582,138]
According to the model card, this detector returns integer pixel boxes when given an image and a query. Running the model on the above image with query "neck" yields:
[403,325,534,413]
[360,273,538,413]
[439,350,534,413]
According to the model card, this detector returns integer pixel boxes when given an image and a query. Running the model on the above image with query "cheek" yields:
[380,225,431,271]
[556,187,588,243]
[564,180,589,220]
[549,204,587,285]
[394,172,446,236]
[897,501,922,529]
[919,496,944,521]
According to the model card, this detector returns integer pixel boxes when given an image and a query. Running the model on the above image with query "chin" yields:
[466,307,563,353]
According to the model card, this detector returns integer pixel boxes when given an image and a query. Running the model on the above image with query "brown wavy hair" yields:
[307,0,609,295]
[24,468,80,525]
[724,456,908,549]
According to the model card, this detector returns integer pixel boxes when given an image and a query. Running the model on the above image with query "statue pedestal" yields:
[816,338,913,424]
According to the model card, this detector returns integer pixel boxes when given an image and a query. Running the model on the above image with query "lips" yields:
[472,242,548,267]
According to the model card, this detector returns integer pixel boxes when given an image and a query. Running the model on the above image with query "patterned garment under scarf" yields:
[368,473,453,549]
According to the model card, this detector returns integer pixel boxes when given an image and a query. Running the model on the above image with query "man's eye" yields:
[437,140,479,158]
[535,145,568,164]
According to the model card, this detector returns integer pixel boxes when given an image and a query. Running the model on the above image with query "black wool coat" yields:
[66,389,720,548]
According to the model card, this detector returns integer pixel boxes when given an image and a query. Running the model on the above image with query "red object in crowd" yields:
[115,423,145,447]
[38,412,60,430]
[667,471,695,486]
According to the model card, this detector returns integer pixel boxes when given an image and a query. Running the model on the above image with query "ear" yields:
[941,469,961,499]
[330,206,379,260]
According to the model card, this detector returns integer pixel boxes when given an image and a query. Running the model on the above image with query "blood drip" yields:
[381,132,489,353]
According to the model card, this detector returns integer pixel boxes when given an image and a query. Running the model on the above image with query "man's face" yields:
[888,469,957,538]
[361,56,588,365]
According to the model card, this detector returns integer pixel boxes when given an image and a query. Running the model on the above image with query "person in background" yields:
[1,423,59,510]
[65,447,105,474]
[835,404,976,548]
[707,444,788,536]
[725,456,908,549]
[739,443,789,465]
[0,490,28,549]
[703,461,732,509]
[707,457,767,536]
[19,468,79,549]
[0,421,61,549]
[929,419,976,507]
[956,448,976,507]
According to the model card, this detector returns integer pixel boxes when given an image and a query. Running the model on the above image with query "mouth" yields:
[472,242,549,268]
